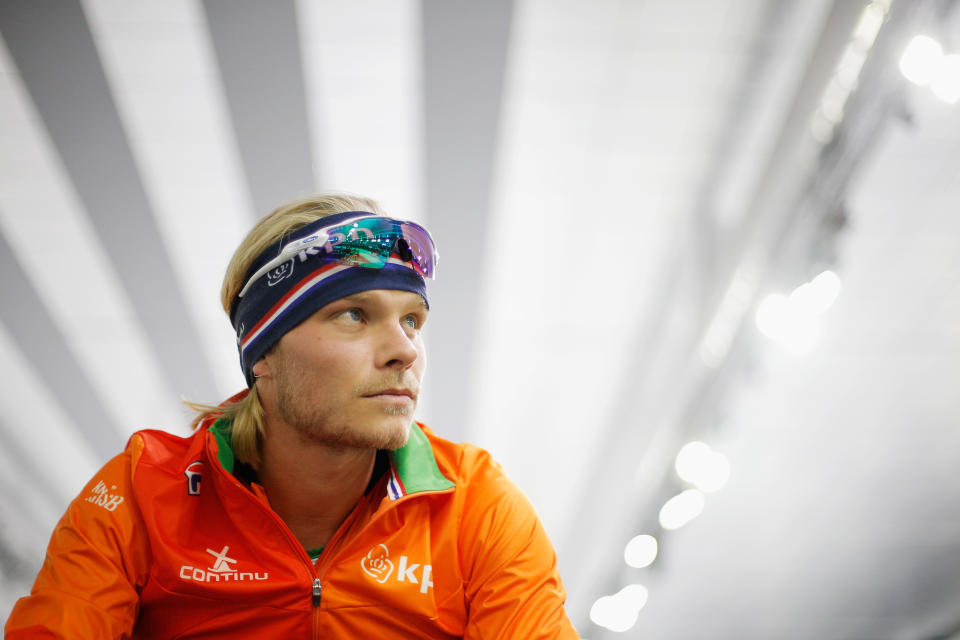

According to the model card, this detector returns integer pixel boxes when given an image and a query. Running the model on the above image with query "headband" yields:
[229,211,437,386]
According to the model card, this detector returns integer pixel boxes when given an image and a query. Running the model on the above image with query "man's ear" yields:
[252,356,271,380]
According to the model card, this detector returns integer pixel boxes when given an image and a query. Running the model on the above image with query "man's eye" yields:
[403,314,421,330]
[340,308,363,323]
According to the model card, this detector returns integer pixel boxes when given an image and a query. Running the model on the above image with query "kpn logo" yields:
[361,544,433,594]
[179,545,269,583]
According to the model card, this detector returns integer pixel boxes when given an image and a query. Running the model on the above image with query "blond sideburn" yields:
[186,193,385,468]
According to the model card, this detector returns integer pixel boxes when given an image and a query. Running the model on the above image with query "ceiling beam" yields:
[420,0,514,442]
[202,0,315,216]
[562,0,874,629]
[0,230,122,458]
[0,0,218,403]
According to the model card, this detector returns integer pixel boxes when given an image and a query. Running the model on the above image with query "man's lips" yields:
[364,388,416,400]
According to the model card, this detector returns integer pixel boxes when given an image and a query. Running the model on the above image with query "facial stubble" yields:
[273,359,415,451]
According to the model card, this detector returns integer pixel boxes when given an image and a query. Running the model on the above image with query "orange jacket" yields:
[6,416,578,639]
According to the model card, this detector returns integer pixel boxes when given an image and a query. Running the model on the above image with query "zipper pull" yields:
[312,578,322,607]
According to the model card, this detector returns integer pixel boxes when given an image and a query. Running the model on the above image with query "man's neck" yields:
[255,419,378,552]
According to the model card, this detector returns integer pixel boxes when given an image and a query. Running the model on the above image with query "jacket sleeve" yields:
[4,435,152,639]
[459,450,579,640]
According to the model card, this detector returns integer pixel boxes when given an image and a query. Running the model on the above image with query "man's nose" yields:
[379,320,419,369]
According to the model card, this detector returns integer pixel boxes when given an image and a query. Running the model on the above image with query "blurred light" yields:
[700,268,757,367]
[809,113,837,145]
[590,584,649,632]
[675,441,730,493]
[900,35,943,86]
[852,2,885,49]
[624,534,658,568]
[819,77,848,123]
[755,270,842,354]
[931,54,960,104]
[694,451,730,493]
[756,293,819,354]
[793,270,842,315]
[835,45,868,90]
[675,442,711,482]
[659,489,705,530]
[809,0,890,144]
[695,452,730,492]
[618,584,649,610]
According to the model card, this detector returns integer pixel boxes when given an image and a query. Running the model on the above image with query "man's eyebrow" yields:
[338,292,428,310]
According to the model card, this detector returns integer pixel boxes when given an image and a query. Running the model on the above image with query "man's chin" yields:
[302,419,411,451]
[377,420,412,451]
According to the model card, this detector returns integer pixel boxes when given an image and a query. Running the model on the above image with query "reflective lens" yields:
[238,215,438,299]
[323,218,437,278]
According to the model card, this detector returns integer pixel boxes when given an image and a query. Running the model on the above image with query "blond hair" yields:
[186,193,385,467]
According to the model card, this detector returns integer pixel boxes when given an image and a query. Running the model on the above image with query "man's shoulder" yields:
[417,423,484,472]
[125,426,206,473]
[416,423,515,497]
[418,425,544,566]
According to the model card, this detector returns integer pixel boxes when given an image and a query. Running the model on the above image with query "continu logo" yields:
[179,545,269,583]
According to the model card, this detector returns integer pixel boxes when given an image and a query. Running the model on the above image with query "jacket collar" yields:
[207,417,454,498]
[385,422,454,499]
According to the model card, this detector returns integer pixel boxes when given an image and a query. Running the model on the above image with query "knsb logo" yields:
[85,480,124,512]
[179,545,268,583]
[361,544,433,594]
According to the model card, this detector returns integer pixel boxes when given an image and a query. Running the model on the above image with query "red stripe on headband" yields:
[240,261,344,351]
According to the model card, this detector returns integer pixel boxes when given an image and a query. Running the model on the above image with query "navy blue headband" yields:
[230,211,431,386]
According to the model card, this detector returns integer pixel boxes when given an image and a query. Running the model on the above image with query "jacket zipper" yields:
[311,486,454,580]
[312,578,322,639]
[206,433,321,594]
[205,429,455,628]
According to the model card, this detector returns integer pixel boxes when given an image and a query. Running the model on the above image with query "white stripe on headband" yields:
[239,255,418,355]
[240,263,351,353]
[237,214,375,299]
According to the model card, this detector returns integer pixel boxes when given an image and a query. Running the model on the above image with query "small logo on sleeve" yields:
[185,461,203,496]
[85,480,125,512]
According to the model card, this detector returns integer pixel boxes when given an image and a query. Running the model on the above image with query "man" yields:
[6,194,578,638]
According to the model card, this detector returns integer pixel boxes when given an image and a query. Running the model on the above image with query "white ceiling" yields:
[1,1,959,637]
